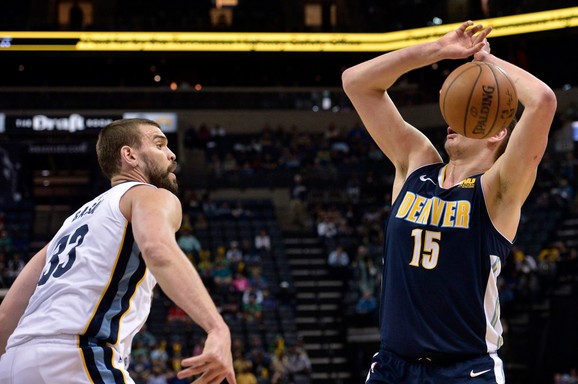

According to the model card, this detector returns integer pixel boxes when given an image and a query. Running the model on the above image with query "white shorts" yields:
[0,337,134,384]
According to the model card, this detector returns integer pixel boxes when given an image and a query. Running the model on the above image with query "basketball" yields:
[439,61,518,139]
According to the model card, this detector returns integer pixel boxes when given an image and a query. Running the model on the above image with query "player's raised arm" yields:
[342,21,492,196]
[475,40,557,240]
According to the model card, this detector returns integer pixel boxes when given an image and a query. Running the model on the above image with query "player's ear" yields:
[120,145,138,167]
[488,127,508,142]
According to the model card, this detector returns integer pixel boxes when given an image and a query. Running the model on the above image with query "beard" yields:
[145,159,179,195]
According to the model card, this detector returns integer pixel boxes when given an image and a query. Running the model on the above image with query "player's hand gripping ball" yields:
[439,61,518,139]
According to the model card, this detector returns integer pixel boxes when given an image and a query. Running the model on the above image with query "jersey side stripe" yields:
[78,223,142,383]
[79,336,126,384]
[109,240,147,343]
[85,225,139,341]
[80,223,130,337]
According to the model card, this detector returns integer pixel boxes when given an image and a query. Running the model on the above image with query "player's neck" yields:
[110,171,148,187]
[442,161,488,187]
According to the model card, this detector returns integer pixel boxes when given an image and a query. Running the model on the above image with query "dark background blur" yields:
[0,0,577,91]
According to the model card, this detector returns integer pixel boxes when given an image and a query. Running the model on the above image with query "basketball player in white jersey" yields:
[0,118,236,384]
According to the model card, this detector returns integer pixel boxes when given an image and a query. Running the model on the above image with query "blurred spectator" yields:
[179,213,193,232]
[350,245,378,294]
[129,352,152,384]
[200,191,217,218]
[232,200,253,219]
[241,239,261,265]
[0,146,20,205]
[327,244,350,279]
[0,229,13,251]
[247,265,268,291]
[133,323,157,348]
[254,228,271,254]
[196,249,214,289]
[270,348,290,384]
[354,289,378,326]
[232,270,251,293]
[288,174,309,229]
[166,304,192,328]
[150,340,169,364]
[147,363,169,384]
[242,291,263,324]
[0,252,8,288]
[345,174,362,204]
[208,153,225,180]
[193,213,209,230]
[286,342,312,384]
[4,252,25,286]
[553,368,578,384]
[176,228,202,261]
[551,178,575,208]
[243,286,264,306]
[215,201,233,218]
[316,211,338,250]
[225,240,244,271]
[234,349,258,384]
[538,242,561,278]
[212,257,233,288]
[167,342,188,384]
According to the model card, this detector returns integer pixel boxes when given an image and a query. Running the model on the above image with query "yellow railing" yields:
[0,7,577,52]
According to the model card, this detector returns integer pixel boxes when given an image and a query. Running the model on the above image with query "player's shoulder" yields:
[121,184,182,214]
[127,184,178,201]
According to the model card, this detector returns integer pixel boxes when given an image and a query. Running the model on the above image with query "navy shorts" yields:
[365,348,505,384]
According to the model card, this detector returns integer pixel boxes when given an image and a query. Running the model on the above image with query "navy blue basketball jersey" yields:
[379,163,512,359]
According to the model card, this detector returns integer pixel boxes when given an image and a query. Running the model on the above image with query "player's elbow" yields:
[539,87,557,114]
[342,66,362,96]
[139,241,174,268]
[527,85,557,115]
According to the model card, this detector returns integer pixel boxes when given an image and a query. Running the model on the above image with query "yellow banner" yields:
[1,7,577,52]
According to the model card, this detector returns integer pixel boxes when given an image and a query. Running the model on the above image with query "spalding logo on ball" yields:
[439,61,518,139]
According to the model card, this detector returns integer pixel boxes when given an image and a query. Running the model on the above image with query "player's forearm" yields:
[342,40,443,94]
[480,53,556,112]
[143,244,228,334]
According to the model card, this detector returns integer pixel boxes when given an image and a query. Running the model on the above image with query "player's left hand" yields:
[439,20,492,60]
[177,328,236,384]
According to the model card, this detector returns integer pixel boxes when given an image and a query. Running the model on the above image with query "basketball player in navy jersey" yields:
[342,21,557,383]
[0,119,236,384]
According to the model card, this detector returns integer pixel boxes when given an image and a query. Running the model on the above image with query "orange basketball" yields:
[439,61,518,139]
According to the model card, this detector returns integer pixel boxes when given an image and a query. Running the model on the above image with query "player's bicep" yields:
[129,189,181,250]
[496,112,550,200]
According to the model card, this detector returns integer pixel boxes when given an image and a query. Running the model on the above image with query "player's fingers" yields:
[180,353,216,367]
[191,368,228,384]
[478,26,493,40]
[459,20,474,32]
[225,371,237,384]
[466,23,483,36]
[177,361,214,379]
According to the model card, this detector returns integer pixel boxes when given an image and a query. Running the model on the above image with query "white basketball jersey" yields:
[7,181,157,369]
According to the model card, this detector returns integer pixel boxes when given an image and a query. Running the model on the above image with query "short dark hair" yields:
[96,118,161,179]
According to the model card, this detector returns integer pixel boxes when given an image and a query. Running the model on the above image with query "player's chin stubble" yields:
[147,164,179,195]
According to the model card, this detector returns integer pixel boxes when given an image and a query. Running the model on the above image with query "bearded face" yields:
[144,157,179,194]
